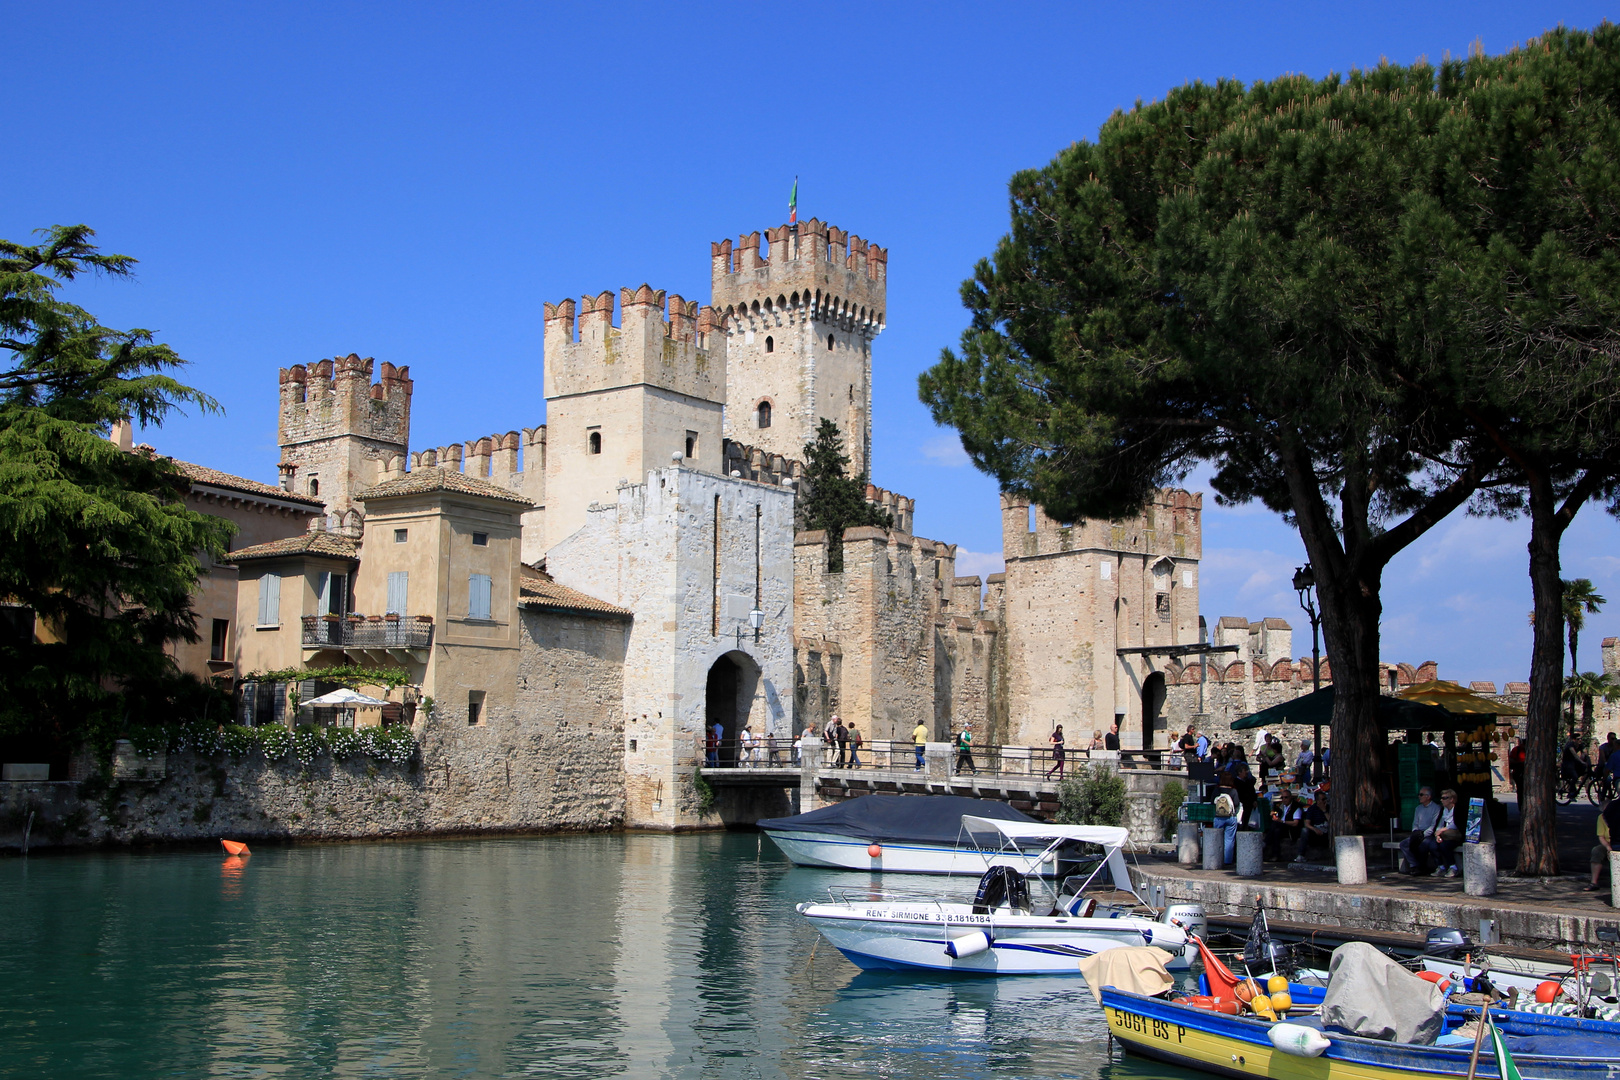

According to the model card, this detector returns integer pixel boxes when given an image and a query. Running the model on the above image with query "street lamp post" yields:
[1293,564,1323,780]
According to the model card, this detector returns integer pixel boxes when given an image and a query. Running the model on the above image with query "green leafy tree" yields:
[919,59,1513,836]
[798,418,891,571]
[1408,31,1620,873]
[0,225,233,764]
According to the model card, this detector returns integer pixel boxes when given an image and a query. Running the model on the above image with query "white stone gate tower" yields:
[710,219,886,474]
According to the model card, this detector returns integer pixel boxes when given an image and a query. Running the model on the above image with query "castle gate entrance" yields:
[705,651,761,766]
[1141,671,1166,750]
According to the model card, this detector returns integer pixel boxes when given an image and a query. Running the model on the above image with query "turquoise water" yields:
[0,833,1196,1079]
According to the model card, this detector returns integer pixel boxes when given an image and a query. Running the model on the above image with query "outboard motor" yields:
[1424,927,1473,959]
[1164,903,1207,940]
[972,866,1030,914]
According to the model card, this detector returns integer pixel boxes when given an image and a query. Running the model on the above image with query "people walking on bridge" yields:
[1045,725,1066,780]
[705,725,719,767]
[1104,723,1120,751]
[955,729,976,774]
[834,717,849,768]
[912,721,928,770]
[848,724,863,767]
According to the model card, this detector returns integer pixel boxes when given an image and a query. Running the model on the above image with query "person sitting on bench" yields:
[1398,787,1441,875]
[1293,790,1330,864]
[1263,790,1301,861]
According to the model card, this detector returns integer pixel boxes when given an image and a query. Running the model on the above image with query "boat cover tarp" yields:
[757,794,1034,846]
[1078,946,1175,1004]
[1321,942,1445,1045]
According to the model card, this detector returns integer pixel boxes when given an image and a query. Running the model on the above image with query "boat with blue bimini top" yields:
[795,818,1198,975]
[1102,938,1620,1080]
[758,794,1053,876]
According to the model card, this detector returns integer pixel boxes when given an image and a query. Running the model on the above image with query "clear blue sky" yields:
[8,2,1618,685]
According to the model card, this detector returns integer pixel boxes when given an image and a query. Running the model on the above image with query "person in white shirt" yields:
[1398,787,1442,875]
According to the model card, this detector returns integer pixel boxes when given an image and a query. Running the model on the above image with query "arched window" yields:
[765,335,774,353]
[757,401,772,428]
[589,431,601,455]
[308,477,319,497]
[685,435,696,458]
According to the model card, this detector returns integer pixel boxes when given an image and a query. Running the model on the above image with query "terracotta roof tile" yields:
[224,532,360,563]
[357,468,534,507]
[172,460,324,507]
[518,567,630,617]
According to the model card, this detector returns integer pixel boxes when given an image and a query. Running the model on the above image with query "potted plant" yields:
[384,613,401,622]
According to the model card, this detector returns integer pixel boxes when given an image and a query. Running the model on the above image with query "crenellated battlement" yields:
[277,354,413,519]
[1001,489,1201,561]
[710,219,886,333]
[543,285,726,404]
[720,438,913,534]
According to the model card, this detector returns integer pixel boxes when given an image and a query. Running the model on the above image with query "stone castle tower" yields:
[277,355,412,533]
[711,219,886,475]
[541,286,728,551]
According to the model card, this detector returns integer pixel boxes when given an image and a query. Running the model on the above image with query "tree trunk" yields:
[1319,572,1388,836]
[1518,477,1565,877]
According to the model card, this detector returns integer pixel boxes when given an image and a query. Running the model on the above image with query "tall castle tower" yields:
[711,219,886,474]
[541,286,728,550]
[278,354,412,531]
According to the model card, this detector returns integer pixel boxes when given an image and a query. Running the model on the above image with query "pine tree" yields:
[797,419,891,571]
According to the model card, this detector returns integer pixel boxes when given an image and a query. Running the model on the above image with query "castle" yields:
[161,216,1438,830]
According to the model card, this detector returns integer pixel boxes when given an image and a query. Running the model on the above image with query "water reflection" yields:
[0,833,1201,1080]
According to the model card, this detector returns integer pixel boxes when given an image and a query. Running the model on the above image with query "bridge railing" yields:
[698,737,1189,779]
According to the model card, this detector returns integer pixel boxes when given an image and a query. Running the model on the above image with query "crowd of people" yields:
[1174,725,1336,866]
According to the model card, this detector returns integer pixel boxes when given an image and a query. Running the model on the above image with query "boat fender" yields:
[945,930,993,959]
[1269,1024,1331,1057]
[867,844,882,858]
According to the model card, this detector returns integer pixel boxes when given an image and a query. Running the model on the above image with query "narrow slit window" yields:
[764,335,774,353]
[589,431,602,454]
[827,334,835,350]
[308,477,319,497]
[685,431,697,459]
[210,619,229,661]
[757,401,772,428]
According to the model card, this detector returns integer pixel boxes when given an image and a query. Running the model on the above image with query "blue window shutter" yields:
[387,572,408,615]
[470,574,492,619]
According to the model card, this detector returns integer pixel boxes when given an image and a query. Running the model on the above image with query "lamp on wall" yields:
[748,608,764,631]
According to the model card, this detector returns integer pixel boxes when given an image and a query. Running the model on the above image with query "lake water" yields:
[0,833,1201,1079]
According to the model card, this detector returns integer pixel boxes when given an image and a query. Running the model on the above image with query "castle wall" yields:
[997,491,1203,748]
[712,220,885,474]
[547,465,794,829]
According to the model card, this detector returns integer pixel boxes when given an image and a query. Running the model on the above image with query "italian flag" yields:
[1489,1016,1522,1080]
[789,177,798,224]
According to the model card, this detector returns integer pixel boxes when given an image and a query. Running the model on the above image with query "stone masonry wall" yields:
[0,606,629,851]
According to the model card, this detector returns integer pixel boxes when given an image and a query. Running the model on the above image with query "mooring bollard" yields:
[1334,835,1368,885]
[1177,822,1201,866]
[1236,830,1264,877]
[1462,841,1497,897]
[1201,827,1224,870]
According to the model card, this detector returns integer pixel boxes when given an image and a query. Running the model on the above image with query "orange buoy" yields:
[1535,981,1562,1003]
[868,843,883,858]
[221,839,250,856]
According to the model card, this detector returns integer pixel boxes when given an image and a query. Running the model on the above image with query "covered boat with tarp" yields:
[758,794,1042,875]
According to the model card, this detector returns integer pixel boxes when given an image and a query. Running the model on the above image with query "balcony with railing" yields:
[301,615,434,655]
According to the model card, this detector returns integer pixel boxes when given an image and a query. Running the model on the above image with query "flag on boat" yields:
[1489,1014,1522,1080]
[789,177,798,224]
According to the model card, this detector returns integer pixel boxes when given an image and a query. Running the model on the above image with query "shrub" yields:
[1157,780,1187,839]
[1055,763,1126,827]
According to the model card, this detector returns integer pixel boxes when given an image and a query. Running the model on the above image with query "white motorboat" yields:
[796,817,1199,975]
[759,794,1065,876]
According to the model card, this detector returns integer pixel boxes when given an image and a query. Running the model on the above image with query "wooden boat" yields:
[1101,986,1620,1080]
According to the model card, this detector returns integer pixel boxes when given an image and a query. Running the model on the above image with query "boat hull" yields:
[764,829,1058,876]
[1102,987,1618,1080]
[802,903,1188,975]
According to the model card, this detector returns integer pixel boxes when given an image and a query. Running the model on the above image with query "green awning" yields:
[1232,685,1453,731]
